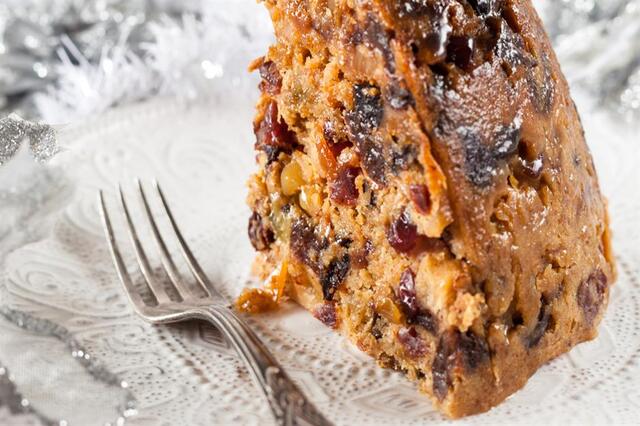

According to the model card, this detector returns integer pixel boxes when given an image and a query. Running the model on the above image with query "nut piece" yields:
[280,160,305,196]
[299,184,323,215]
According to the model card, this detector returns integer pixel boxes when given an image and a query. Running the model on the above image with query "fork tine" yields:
[98,191,149,315]
[137,179,195,301]
[118,184,172,304]
[153,180,223,299]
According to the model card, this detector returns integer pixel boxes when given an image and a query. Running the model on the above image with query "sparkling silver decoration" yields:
[539,0,640,120]
[0,115,58,165]
[0,307,137,426]
[0,116,26,164]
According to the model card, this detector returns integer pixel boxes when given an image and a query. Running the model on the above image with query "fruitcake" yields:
[238,0,616,418]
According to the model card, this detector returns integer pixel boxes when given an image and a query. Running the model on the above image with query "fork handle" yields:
[192,307,332,426]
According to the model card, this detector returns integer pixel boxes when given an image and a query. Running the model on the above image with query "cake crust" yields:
[241,0,615,418]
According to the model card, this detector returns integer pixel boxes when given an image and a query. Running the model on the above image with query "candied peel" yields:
[235,259,289,314]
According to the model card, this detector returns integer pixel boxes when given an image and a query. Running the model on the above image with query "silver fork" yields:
[98,180,331,426]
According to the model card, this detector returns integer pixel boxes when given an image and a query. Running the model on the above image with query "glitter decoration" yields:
[0,116,27,165]
[0,307,137,426]
[26,122,58,163]
[0,115,58,166]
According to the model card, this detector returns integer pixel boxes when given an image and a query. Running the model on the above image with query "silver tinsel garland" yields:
[0,0,272,122]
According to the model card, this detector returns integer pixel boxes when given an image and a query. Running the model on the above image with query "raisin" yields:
[397,269,420,318]
[359,138,388,186]
[516,156,544,181]
[258,60,282,95]
[254,101,296,162]
[330,167,360,206]
[577,270,608,325]
[345,83,383,140]
[362,14,396,72]
[458,119,521,187]
[323,121,352,157]
[371,313,384,339]
[447,36,475,70]
[351,247,370,269]
[458,330,490,370]
[493,19,531,76]
[423,28,451,64]
[458,127,497,187]
[397,327,427,358]
[387,210,418,253]
[314,303,338,328]
[410,184,432,214]
[526,301,551,348]
[321,255,351,301]
[527,52,555,114]
[248,212,274,251]
[337,237,353,248]
[394,0,432,18]
[386,80,414,110]
[329,140,352,158]
[415,312,439,335]
[432,329,489,400]
[397,268,439,334]
[432,332,452,400]
[494,120,521,159]
[290,219,322,273]
[468,0,503,16]
[391,145,417,174]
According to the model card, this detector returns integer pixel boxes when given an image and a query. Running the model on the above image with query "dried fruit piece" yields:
[577,270,608,325]
[447,36,475,70]
[516,156,544,181]
[330,167,360,206]
[359,138,388,186]
[468,0,503,17]
[259,60,282,95]
[387,210,418,253]
[415,312,438,335]
[457,118,521,187]
[314,302,338,328]
[432,330,490,400]
[359,14,396,72]
[321,255,351,300]
[248,212,274,251]
[375,297,405,324]
[398,327,427,358]
[391,145,418,174]
[254,101,296,162]
[290,218,322,273]
[410,184,432,214]
[345,83,383,139]
[396,268,439,334]
[386,79,414,109]
[235,288,279,313]
[397,269,420,318]
[526,301,551,348]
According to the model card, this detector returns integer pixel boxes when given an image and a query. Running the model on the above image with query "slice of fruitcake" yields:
[239,0,616,418]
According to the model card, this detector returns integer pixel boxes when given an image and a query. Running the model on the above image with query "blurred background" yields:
[0,0,639,124]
